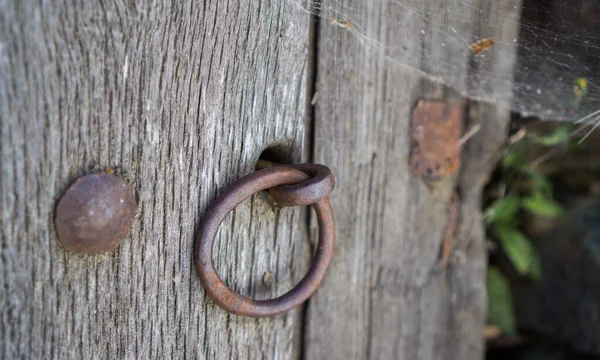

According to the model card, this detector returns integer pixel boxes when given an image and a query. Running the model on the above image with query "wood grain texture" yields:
[0,0,312,358]
[305,1,522,359]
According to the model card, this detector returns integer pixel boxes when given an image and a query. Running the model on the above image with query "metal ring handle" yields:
[195,166,336,317]
[268,164,335,206]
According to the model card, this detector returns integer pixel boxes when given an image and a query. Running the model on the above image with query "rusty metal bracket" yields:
[410,99,466,179]
[194,164,336,317]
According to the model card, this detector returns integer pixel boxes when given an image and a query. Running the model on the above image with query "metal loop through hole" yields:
[194,165,336,317]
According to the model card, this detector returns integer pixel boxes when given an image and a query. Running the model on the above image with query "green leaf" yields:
[522,169,553,196]
[494,226,541,278]
[502,146,528,170]
[521,192,564,217]
[483,196,521,226]
[487,267,517,335]
[529,125,573,146]
[528,249,542,281]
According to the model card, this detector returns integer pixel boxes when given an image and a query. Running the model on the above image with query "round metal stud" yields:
[55,172,137,254]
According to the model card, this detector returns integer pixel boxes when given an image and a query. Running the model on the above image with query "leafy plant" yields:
[495,226,541,280]
[484,124,572,335]
[487,266,516,335]
[527,124,574,146]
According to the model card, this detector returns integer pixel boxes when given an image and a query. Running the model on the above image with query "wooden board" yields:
[305,1,522,359]
[0,0,312,358]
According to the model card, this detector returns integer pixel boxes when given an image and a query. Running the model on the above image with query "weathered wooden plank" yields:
[306,0,521,359]
[0,0,312,358]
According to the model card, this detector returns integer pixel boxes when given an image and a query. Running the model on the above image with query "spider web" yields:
[297,0,600,124]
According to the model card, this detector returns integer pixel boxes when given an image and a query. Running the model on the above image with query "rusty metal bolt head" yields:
[54,172,137,254]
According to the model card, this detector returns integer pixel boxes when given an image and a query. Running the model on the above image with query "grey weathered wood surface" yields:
[306,1,521,359]
[2,0,525,359]
[1,0,312,358]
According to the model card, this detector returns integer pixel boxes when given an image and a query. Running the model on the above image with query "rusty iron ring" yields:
[268,164,335,206]
[195,165,336,317]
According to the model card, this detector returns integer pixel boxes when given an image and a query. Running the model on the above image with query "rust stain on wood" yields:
[410,99,465,179]
[437,191,461,268]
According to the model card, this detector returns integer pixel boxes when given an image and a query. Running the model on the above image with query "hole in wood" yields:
[255,144,294,170]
